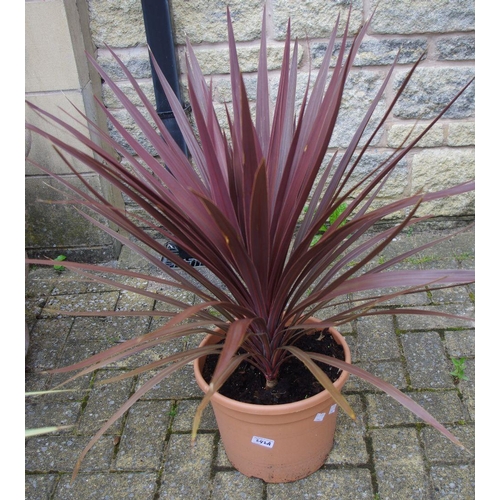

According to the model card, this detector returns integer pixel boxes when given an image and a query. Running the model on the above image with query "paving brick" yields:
[26,319,73,371]
[57,337,117,368]
[215,440,232,468]
[117,243,158,272]
[77,370,135,435]
[25,474,58,499]
[184,332,211,351]
[25,373,51,394]
[366,393,418,427]
[371,428,429,499]
[115,287,155,311]
[42,291,120,318]
[26,401,81,435]
[422,424,474,463]
[148,286,196,317]
[115,400,171,470]
[212,471,265,499]
[376,463,430,499]
[444,330,475,357]
[396,304,475,330]
[343,360,407,392]
[27,316,73,345]
[366,389,467,430]
[54,472,157,499]
[113,342,182,369]
[356,316,399,362]
[25,435,115,472]
[326,395,368,465]
[34,373,93,403]
[158,434,215,499]
[25,297,45,327]
[401,332,455,388]
[327,424,368,466]
[343,335,358,364]
[84,272,124,294]
[72,315,151,342]
[371,427,424,463]
[458,358,475,419]
[68,317,113,341]
[136,364,204,400]
[412,391,468,423]
[430,285,473,304]
[26,268,57,297]
[50,273,90,295]
[266,468,374,499]
[429,464,475,499]
[170,399,218,432]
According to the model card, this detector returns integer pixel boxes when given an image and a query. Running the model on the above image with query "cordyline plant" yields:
[26,9,474,478]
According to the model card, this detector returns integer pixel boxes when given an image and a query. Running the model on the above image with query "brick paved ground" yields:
[25,228,474,499]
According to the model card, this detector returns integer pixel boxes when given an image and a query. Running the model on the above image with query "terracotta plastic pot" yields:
[193,320,351,483]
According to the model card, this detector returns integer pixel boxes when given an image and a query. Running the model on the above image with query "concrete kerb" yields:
[25,228,475,499]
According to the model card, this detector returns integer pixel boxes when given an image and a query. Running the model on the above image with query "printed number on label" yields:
[251,436,275,448]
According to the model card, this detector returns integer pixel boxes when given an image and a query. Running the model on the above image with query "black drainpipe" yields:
[140,0,188,155]
[140,0,202,267]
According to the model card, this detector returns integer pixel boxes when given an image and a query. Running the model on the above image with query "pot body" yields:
[193,321,351,483]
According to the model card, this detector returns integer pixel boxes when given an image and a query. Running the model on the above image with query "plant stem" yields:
[265,378,278,389]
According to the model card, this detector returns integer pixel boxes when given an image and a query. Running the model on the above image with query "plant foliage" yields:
[26,8,474,478]
[450,357,468,381]
[306,202,349,245]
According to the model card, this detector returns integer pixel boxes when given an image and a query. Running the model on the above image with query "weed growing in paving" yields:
[450,357,468,381]
[53,255,67,271]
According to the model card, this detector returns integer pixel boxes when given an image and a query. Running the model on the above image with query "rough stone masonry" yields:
[92,0,474,221]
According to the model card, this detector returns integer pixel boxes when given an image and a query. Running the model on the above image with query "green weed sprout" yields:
[53,255,67,271]
[450,357,468,381]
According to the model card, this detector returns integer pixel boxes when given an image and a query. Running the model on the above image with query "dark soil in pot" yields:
[202,328,345,405]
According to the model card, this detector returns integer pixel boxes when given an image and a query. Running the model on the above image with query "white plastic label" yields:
[314,412,326,422]
[251,436,274,448]
[329,404,337,414]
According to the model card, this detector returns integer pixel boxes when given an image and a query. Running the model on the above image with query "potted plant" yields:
[26,9,474,483]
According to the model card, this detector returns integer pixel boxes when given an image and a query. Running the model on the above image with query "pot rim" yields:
[193,323,351,416]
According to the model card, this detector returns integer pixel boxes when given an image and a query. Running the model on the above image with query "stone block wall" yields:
[91,0,474,225]
[26,0,474,260]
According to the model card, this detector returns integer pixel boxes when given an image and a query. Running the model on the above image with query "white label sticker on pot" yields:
[251,436,275,449]
[329,404,337,414]
[314,412,326,422]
